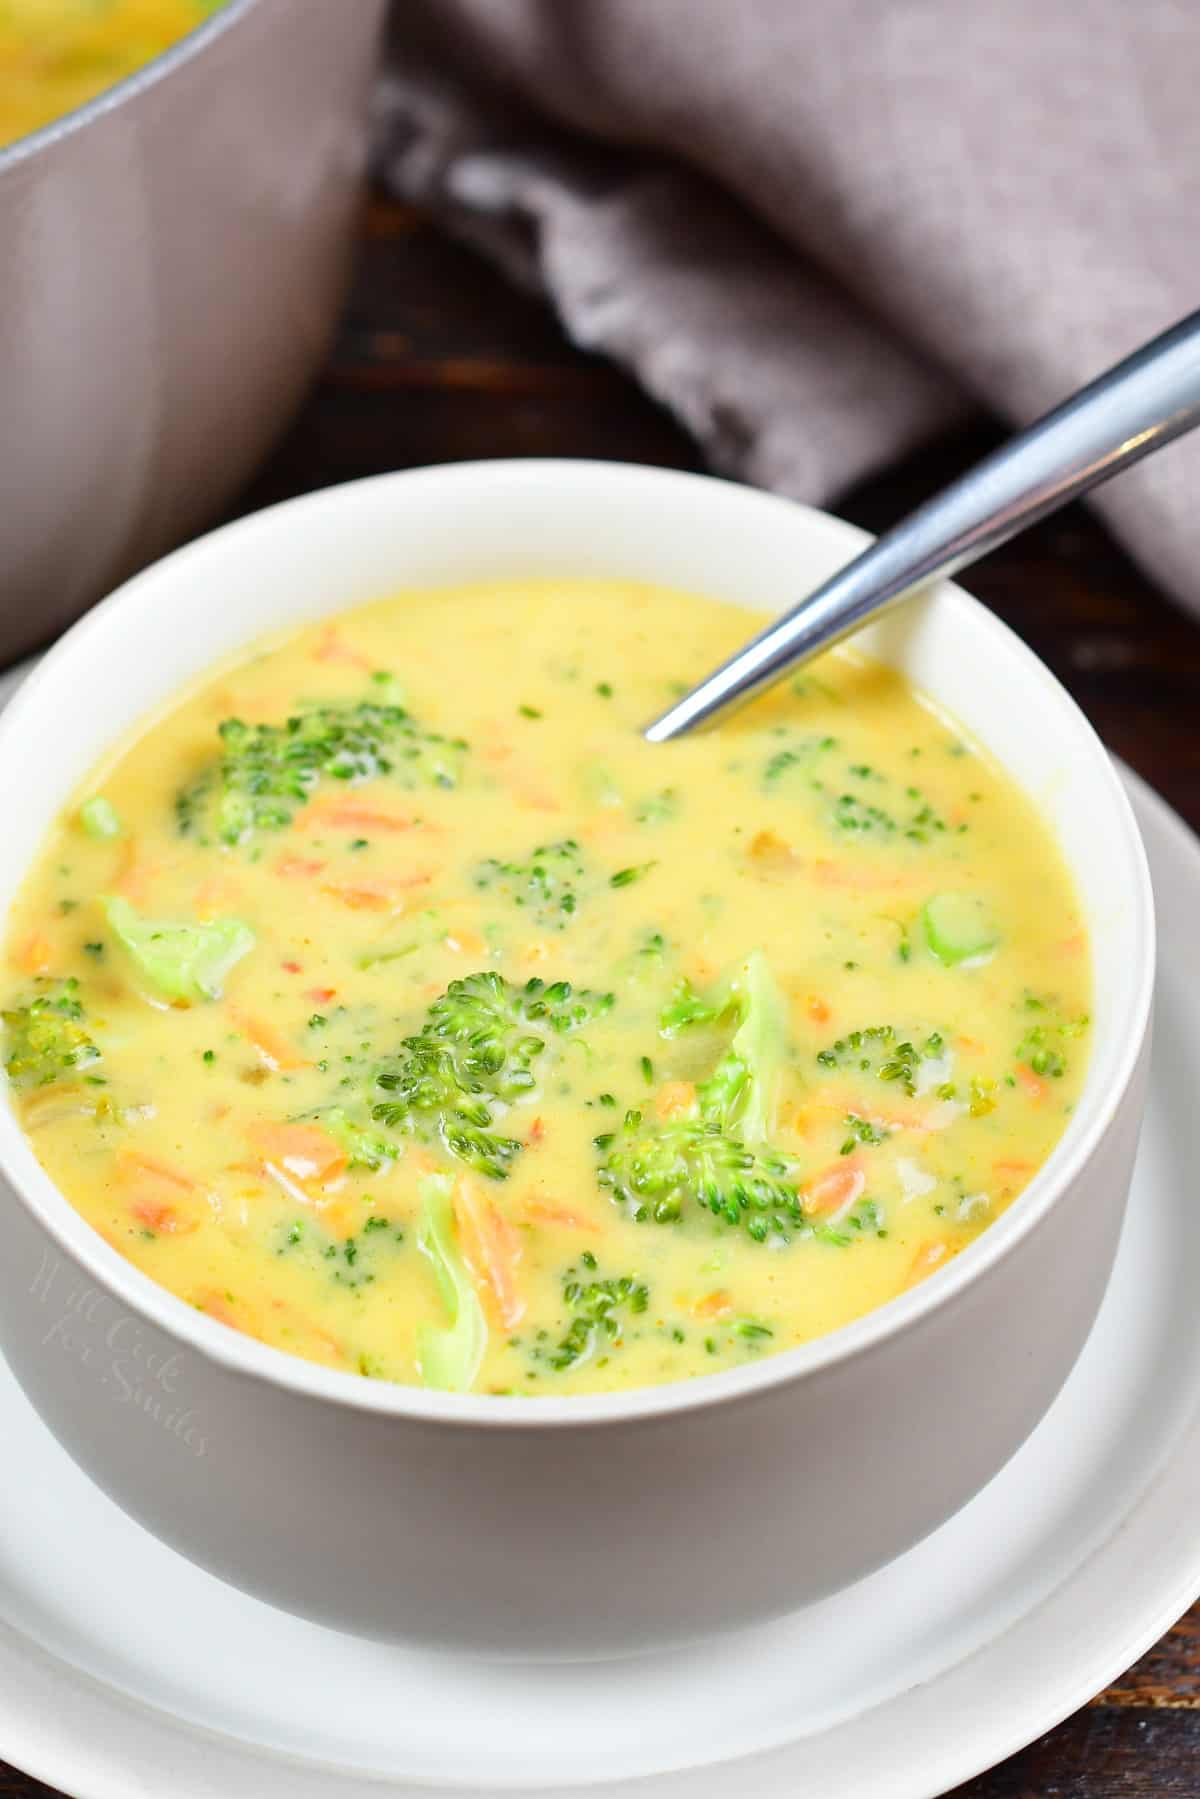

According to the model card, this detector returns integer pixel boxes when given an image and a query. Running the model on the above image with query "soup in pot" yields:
[0,0,225,149]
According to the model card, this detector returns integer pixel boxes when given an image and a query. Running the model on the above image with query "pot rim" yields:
[0,459,1157,1431]
[0,0,259,177]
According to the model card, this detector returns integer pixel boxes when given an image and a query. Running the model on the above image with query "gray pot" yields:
[0,0,386,663]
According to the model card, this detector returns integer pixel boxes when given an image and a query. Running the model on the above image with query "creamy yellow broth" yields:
[0,0,224,149]
[2,582,1091,1396]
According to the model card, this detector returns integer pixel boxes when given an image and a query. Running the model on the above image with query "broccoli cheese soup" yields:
[0,0,225,149]
[1,581,1091,1396]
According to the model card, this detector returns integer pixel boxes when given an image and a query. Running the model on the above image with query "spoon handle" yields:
[645,308,1200,742]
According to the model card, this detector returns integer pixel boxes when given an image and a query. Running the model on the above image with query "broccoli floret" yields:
[1015,994,1089,1079]
[815,1024,947,1097]
[316,1106,398,1172]
[102,896,254,1003]
[417,1172,487,1392]
[473,838,586,928]
[175,692,467,846]
[599,1114,803,1240]
[2,978,102,1090]
[599,952,803,1242]
[370,972,614,1181]
[762,733,837,789]
[540,1266,650,1371]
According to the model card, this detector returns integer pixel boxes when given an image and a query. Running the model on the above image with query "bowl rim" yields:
[0,0,259,177]
[0,459,1157,1430]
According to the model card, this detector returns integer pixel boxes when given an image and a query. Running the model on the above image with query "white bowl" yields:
[0,462,1154,1658]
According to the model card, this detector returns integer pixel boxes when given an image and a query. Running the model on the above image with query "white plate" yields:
[0,727,1197,1798]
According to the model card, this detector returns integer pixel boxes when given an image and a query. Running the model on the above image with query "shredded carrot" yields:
[193,874,242,920]
[524,1198,598,1232]
[1056,930,1087,959]
[246,1121,346,1183]
[118,1151,198,1235]
[907,1241,950,1285]
[112,839,156,904]
[444,924,487,957]
[807,1087,929,1134]
[229,1008,307,1071]
[1015,1064,1049,1102]
[455,1177,526,1329]
[482,739,560,811]
[312,624,371,669]
[527,1116,546,1146]
[281,959,303,975]
[304,804,417,833]
[196,1289,250,1333]
[807,996,831,1024]
[268,1297,346,1364]
[321,873,433,911]
[802,1160,866,1216]
[655,1079,698,1121]
[957,1033,986,1055]
[11,931,54,975]
[305,986,337,1003]
[747,829,802,879]
[993,1157,1036,1175]
[274,856,327,880]
[117,1150,195,1192]
[131,1199,197,1235]
[694,1289,734,1319]
[312,1198,361,1242]
[812,860,909,893]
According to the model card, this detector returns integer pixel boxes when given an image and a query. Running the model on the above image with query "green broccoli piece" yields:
[815,1024,947,1097]
[79,795,122,839]
[417,1172,487,1392]
[473,838,586,928]
[698,950,789,1148]
[102,895,254,1003]
[541,1265,650,1372]
[2,978,102,1089]
[599,952,802,1242]
[1015,993,1089,1080]
[175,692,467,846]
[370,972,614,1181]
[316,1106,398,1172]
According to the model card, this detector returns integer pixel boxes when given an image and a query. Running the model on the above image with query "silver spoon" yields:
[645,309,1200,742]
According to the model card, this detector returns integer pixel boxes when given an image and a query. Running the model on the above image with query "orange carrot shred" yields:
[321,873,433,911]
[312,625,370,669]
[307,805,417,833]
[131,1200,196,1235]
[694,1289,734,1319]
[246,1122,347,1183]
[229,1008,307,1071]
[655,1080,697,1121]
[455,1177,526,1329]
[907,1241,950,1285]
[12,932,54,975]
[275,856,327,880]
[802,1160,866,1216]
[524,1199,598,1232]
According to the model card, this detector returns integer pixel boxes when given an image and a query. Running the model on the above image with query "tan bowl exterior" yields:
[0,463,1155,1659]
[0,1044,1148,1656]
[0,0,385,661]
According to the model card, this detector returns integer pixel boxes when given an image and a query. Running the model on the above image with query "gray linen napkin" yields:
[374,0,1200,617]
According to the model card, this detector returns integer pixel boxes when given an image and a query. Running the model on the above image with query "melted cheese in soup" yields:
[2,581,1090,1396]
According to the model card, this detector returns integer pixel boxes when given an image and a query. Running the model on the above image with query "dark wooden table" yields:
[5,194,1200,1799]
